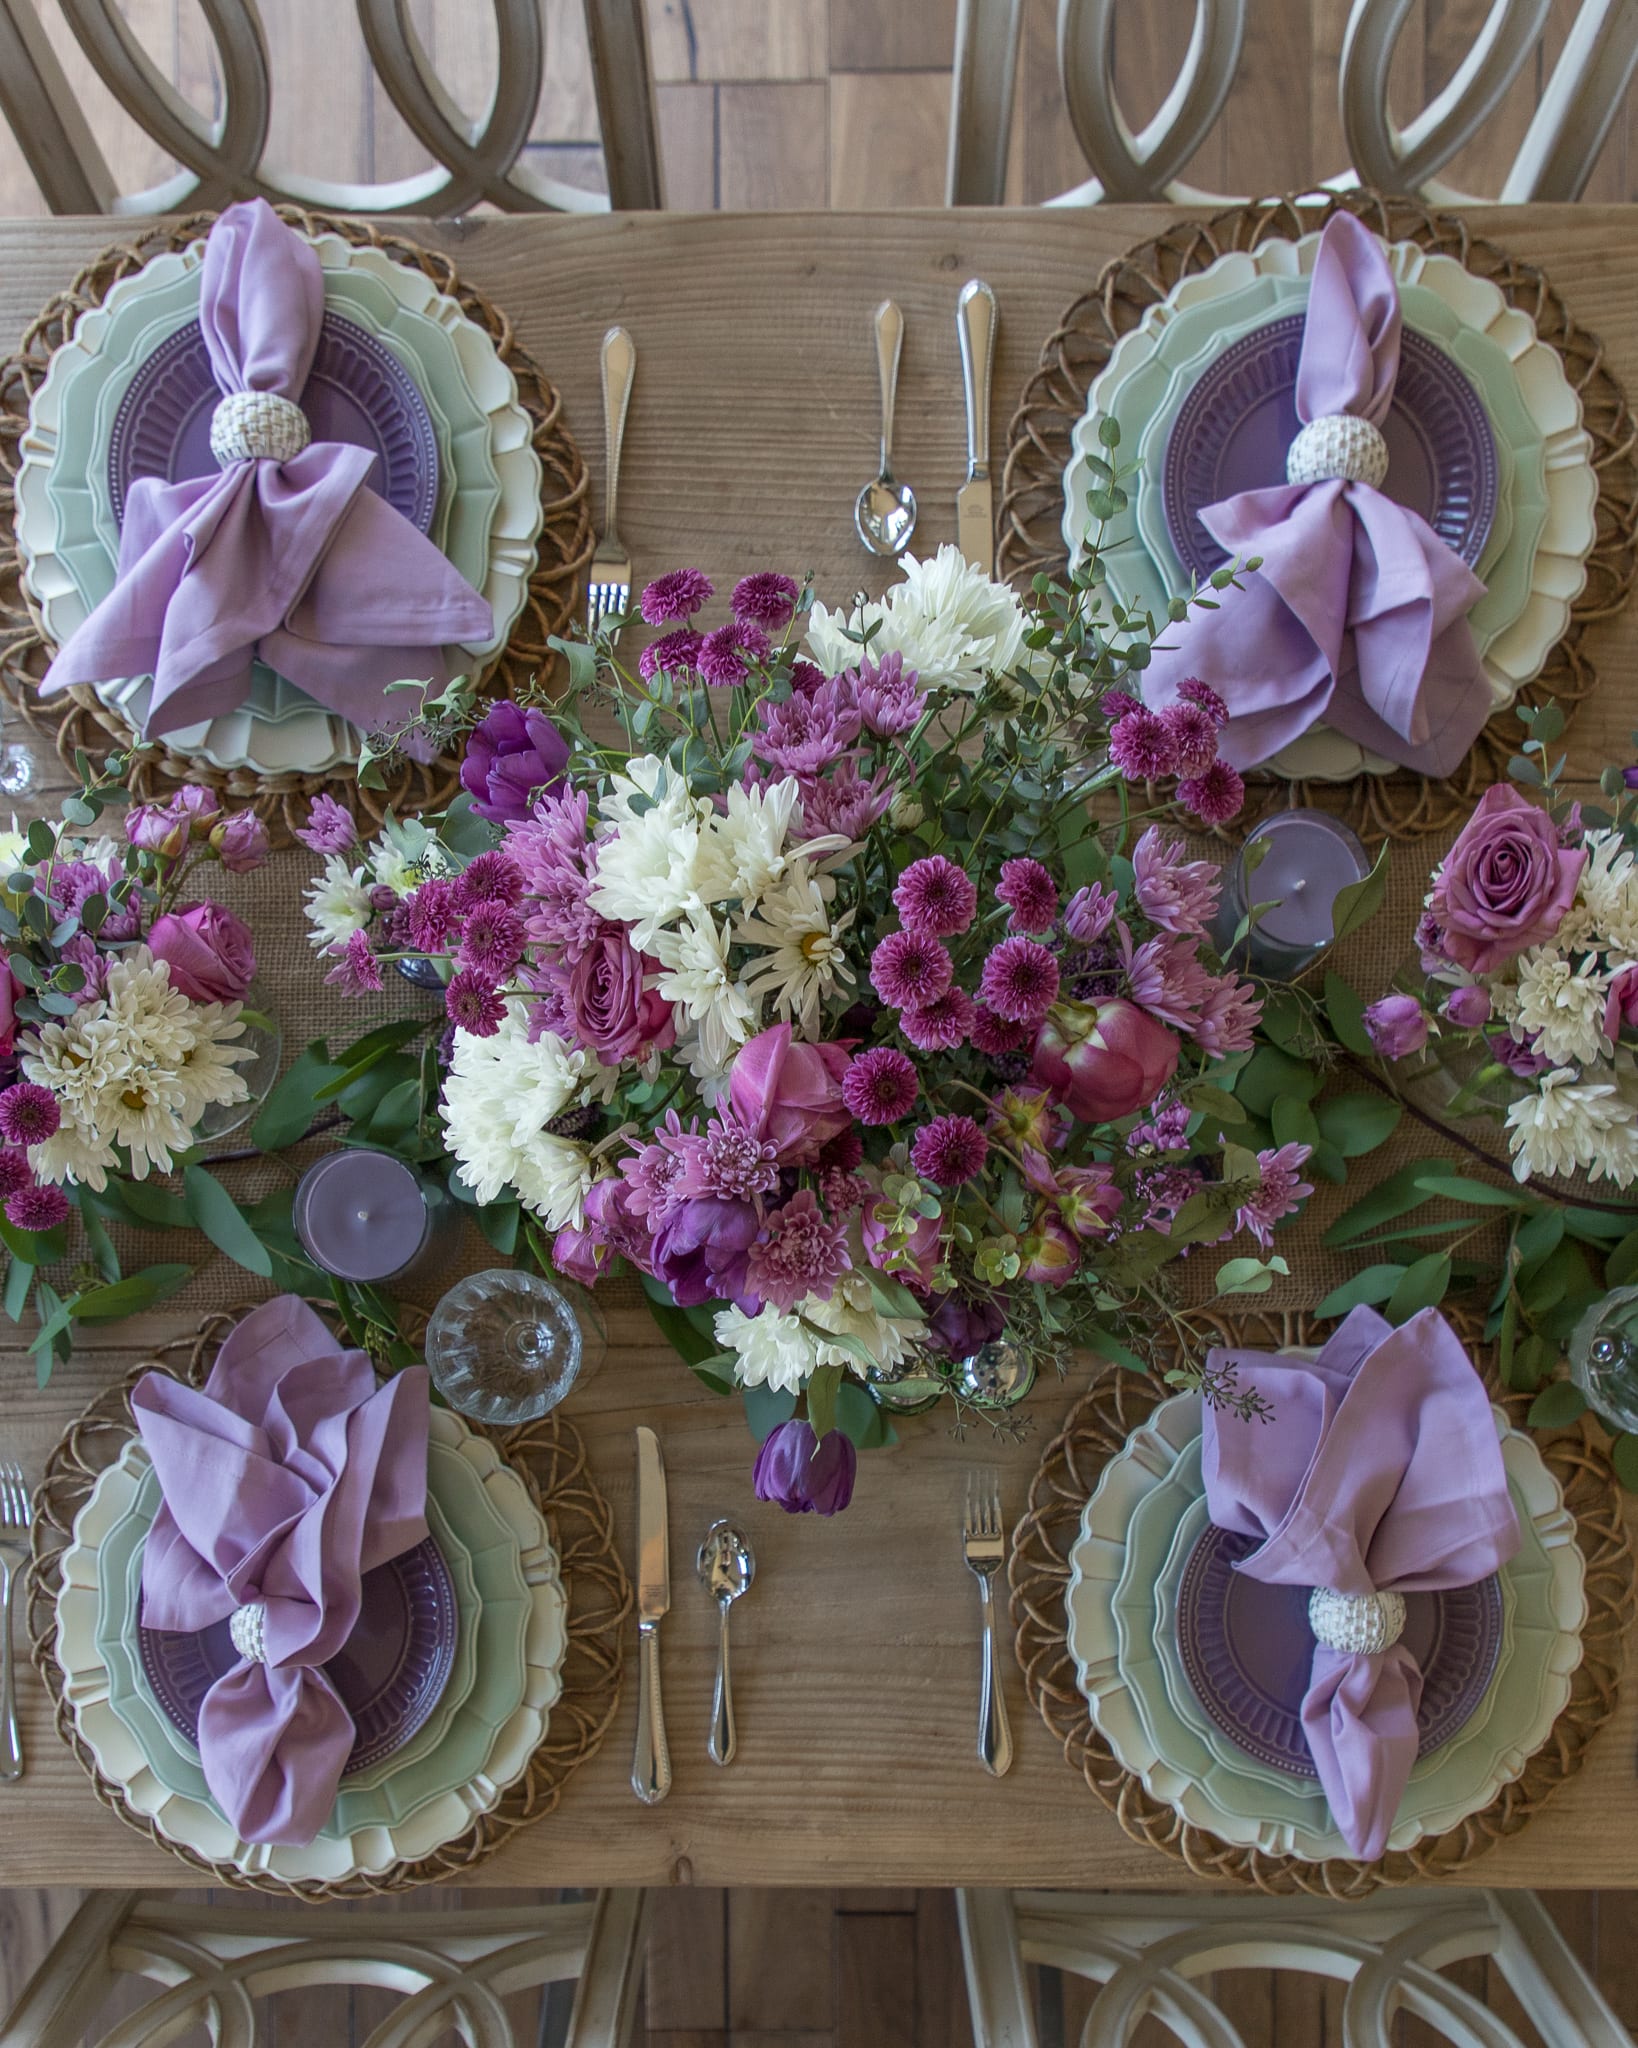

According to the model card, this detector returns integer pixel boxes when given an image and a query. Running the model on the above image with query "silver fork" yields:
[0,1459,30,1781]
[962,1467,1013,1777]
[587,324,636,637]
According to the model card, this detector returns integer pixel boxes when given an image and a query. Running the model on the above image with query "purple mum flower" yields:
[731,572,800,631]
[457,850,526,909]
[977,936,1059,1022]
[852,651,922,736]
[445,969,507,1037]
[6,1183,68,1232]
[1160,700,1219,775]
[1176,760,1245,826]
[900,986,975,1052]
[745,1189,851,1312]
[324,929,384,995]
[637,627,705,682]
[871,930,954,1010]
[639,568,714,625]
[0,1149,31,1199]
[1107,708,1179,782]
[0,1083,59,1147]
[755,679,862,774]
[910,1113,988,1186]
[1234,1142,1314,1249]
[797,760,895,842]
[459,901,527,979]
[893,856,977,938]
[841,1046,919,1124]
[996,857,1058,934]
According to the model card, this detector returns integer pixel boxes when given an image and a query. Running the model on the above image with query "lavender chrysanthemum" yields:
[0,1083,59,1147]
[731,572,800,631]
[842,1046,919,1124]
[638,627,705,682]
[995,857,1058,934]
[324,928,384,995]
[756,679,861,772]
[1235,1142,1314,1249]
[7,1183,68,1232]
[893,856,977,938]
[296,791,357,855]
[1177,760,1245,826]
[1193,976,1261,1055]
[909,1114,987,1187]
[746,1190,851,1313]
[1107,707,1179,783]
[1131,827,1221,937]
[445,969,507,1037]
[639,568,713,624]
[977,937,1059,1023]
[1064,883,1117,943]
[871,930,954,1011]
[900,985,975,1052]
[799,760,894,842]
[853,651,922,736]
[672,1112,780,1202]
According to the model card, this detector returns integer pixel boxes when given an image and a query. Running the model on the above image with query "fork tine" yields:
[0,1460,23,1525]
[988,1471,1003,1541]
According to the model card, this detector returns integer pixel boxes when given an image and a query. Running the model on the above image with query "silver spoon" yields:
[697,1520,755,1766]
[855,298,917,556]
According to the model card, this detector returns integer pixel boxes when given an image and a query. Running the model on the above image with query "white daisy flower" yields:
[736,860,857,1036]
[713,1301,822,1394]
[648,907,753,1070]
[807,543,1030,692]
[303,852,372,950]
[1511,947,1611,1068]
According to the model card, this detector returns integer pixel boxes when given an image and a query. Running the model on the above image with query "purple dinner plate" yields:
[1163,313,1498,580]
[108,311,440,535]
[1176,1523,1505,1779]
[138,1534,458,1778]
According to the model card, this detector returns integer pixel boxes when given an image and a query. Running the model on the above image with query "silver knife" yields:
[956,278,997,572]
[632,1425,672,1804]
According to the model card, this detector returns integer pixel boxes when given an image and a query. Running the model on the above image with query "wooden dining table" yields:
[1,203,1637,1893]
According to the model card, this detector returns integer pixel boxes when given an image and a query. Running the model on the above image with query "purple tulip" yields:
[753,1419,857,1516]
[648,1195,760,1306]
[927,1289,1006,1360]
[460,701,570,824]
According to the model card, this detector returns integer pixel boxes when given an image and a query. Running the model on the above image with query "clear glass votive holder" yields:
[425,1266,608,1427]
[1569,1286,1638,1434]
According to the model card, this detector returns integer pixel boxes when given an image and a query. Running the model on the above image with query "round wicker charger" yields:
[0,206,595,845]
[25,1302,631,1899]
[997,189,1638,843]
[1009,1307,1633,1899]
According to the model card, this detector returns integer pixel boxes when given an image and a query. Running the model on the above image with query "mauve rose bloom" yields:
[567,929,675,1062]
[1489,1029,1554,1079]
[210,810,270,873]
[1443,984,1492,1029]
[1030,999,1179,1123]
[1363,993,1429,1060]
[1430,784,1585,975]
[460,701,570,824]
[147,902,256,1003]
[125,801,189,860]
[927,1290,1006,1359]
[728,1023,852,1164]
[1606,965,1638,1045]
[649,1195,760,1305]
[753,1419,856,1516]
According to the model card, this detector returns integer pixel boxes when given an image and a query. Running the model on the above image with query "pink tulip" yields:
[727,1022,852,1163]
[1030,999,1180,1123]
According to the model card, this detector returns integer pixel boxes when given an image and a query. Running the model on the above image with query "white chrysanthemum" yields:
[736,860,857,1036]
[1580,831,1638,956]
[714,1301,821,1394]
[588,756,733,944]
[29,1121,118,1191]
[440,1006,604,1224]
[1511,947,1611,1067]
[100,1073,197,1182]
[673,1025,733,1106]
[807,543,1030,692]
[801,1270,925,1378]
[304,852,372,950]
[1506,1067,1638,1186]
[172,1005,254,1124]
[710,776,849,909]
[649,907,753,1069]
[368,838,421,896]
[102,950,203,1067]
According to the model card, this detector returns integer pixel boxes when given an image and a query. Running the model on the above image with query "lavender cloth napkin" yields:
[1200,1305,1520,1861]
[132,1294,430,1848]
[42,198,492,740]
[1140,211,1493,776]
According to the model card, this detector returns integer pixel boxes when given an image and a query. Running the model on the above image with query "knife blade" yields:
[632,1425,672,1803]
[956,278,997,571]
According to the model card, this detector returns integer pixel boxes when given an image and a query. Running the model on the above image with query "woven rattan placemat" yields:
[25,1302,630,1898]
[1009,1307,1632,1898]
[0,206,594,844]
[997,189,1638,843]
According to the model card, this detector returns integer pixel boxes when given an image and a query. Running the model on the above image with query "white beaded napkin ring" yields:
[1307,1585,1407,1657]
[1286,413,1390,491]
[229,1600,270,1664]
[210,389,311,467]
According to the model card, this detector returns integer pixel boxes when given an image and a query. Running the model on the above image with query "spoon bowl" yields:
[698,1520,755,1766]
[855,475,917,557]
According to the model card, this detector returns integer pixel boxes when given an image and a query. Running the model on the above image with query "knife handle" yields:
[957,279,996,477]
[633,1620,671,1805]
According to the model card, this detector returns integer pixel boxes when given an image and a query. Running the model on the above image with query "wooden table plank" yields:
[0,207,1636,1890]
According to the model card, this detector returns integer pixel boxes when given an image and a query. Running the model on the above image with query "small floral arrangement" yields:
[1365,708,1638,1188]
[302,518,1310,1511]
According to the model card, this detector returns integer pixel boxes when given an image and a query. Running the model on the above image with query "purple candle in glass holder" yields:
[1213,809,1370,979]
[293,1148,440,1283]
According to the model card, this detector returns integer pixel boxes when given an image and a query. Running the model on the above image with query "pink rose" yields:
[727,1023,852,1163]
[1606,965,1638,1046]
[1442,984,1491,1029]
[567,931,674,1062]
[210,810,270,874]
[1430,784,1585,975]
[1363,993,1429,1060]
[147,902,256,1003]
[1029,999,1180,1123]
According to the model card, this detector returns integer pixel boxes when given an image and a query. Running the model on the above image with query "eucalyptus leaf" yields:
[252,1042,344,1152]
[1385,1252,1452,1324]
[183,1164,272,1277]
[1315,1264,1407,1317]
[3,1255,31,1322]
[742,1382,797,1442]
[1084,1324,1146,1373]
[72,1265,193,1321]
[1527,1379,1589,1430]
[1328,842,1390,943]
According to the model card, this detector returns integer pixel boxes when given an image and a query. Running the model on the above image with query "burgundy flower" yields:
[0,1148,31,1198]
[699,623,769,688]
[457,850,526,908]
[295,792,358,855]
[842,1046,919,1124]
[324,929,384,995]
[899,986,975,1052]
[871,930,954,1011]
[894,856,977,937]
[1429,783,1585,975]
[753,1419,856,1516]
[996,858,1058,933]
[459,901,528,980]
[731,572,800,630]
[977,937,1059,1023]
[1031,998,1180,1122]
[638,627,705,682]
[0,1082,59,1146]
[445,969,507,1037]
[148,903,255,1003]
[1107,708,1178,782]
[970,1002,1029,1057]
[1177,760,1245,826]
[460,702,569,825]
[746,1189,851,1312]
[817,1127,864,1173]
[6,1183,68,1233]
[1160,699,1219,774]
[407,876,463,953]
[1178,677,1229,724]
[910,1113,988,1186]
[639,568,714,625]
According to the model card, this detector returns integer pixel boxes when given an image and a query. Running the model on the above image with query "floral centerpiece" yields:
[0,756,272,1374]
[302,524,1316,1512]
[1364,707,1638,1189]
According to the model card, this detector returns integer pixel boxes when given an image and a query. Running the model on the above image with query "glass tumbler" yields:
[425,1267,608,1427]
[1568,1285,1638,1433]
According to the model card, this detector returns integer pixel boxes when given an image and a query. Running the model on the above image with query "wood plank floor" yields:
[2,1,1638,2043]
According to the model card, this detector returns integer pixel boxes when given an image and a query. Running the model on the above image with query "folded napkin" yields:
[43,198,492,740]
[1140,211,1493,776]
[1201,1304,1520,1860]
[132,1294,430,1847]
